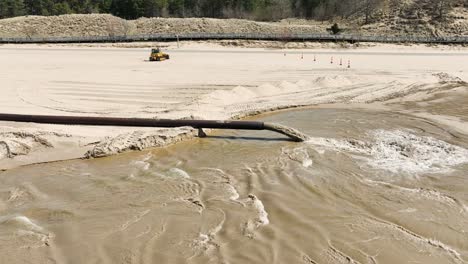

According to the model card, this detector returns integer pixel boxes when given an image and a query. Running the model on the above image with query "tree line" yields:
[0,0,463,21]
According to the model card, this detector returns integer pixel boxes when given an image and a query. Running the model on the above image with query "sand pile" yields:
[2,0,468,40]
[1,10,466,39]
[0,14,328,38]
[133,17,327,35]
[448,7,468,35]
[0,14,131,38]
[360,7,468,37]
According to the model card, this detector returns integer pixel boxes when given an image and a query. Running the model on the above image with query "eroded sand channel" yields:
[1,108,467,264]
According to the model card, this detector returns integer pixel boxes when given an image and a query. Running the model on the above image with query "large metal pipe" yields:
[0,113,307,142]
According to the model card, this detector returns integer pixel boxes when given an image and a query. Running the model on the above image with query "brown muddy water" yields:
[1,108,468,264]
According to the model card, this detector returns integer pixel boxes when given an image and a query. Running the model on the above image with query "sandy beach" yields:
[0,42,467,169]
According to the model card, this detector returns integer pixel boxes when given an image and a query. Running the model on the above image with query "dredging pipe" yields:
[0,113,308,142]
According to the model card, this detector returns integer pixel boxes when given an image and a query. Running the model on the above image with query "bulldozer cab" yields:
[151,48,160,54]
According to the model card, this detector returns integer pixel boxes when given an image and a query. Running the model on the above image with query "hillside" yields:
[0,5,466,39]
[358,0,468,37]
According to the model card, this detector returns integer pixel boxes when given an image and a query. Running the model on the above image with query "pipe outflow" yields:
[0,113,308,142]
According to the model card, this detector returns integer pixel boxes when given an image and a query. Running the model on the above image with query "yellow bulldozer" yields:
[149,48,170,61]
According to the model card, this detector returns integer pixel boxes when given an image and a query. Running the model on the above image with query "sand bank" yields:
[2,9,468,39]
[0,43,467,169]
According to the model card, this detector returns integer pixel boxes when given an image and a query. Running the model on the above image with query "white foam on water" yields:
[369,130,468,174]
[226,184,240,200]
[168,168,191,179]
[191,213,225,255]
[0,215,44,232]
[245,194,269,226]
[241,194,270,238]
[307,130,468,174]
[252,197,269,226]
[194,233,210,246]
[199,167,240,200]
[132,160,150,171]
[142,153,153,161]
[127,157,153,179]
[191,233,219,255]
[282,147,313,168]
[302,158,313,168]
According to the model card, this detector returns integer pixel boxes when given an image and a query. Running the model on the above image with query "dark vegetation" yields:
[0,0,464,21]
